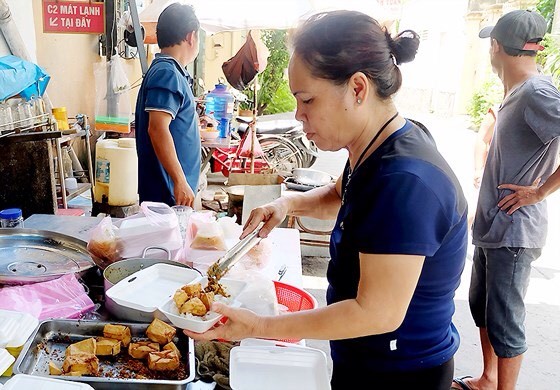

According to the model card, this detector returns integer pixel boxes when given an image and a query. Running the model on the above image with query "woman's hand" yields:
[183,303,264,341]
[241,198,290,239]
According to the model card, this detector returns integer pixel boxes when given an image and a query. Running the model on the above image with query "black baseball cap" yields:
[479,10,546,51]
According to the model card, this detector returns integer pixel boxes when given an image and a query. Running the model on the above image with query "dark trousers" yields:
[330,357,454,390]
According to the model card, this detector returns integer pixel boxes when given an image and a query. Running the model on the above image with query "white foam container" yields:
[159,277,247,333]
[105,263,202,315]
[229,345,330,390]
[2,374,94,389]
[0,310,39,349]
[0,349,15,376]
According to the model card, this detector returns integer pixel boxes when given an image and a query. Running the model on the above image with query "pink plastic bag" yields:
[0,274,95,320]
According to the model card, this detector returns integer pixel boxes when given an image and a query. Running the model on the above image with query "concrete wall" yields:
[395,0,469,116]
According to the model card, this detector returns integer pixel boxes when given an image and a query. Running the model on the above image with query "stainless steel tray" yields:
[13,319,195,389]
[0,229,96,285]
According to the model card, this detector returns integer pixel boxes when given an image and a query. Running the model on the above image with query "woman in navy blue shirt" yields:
[185,11,467,389]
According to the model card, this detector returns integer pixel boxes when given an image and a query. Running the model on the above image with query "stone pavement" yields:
[301,113,560,389]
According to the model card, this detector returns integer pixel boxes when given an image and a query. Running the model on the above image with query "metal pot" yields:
[103,247,198,322]
[292,168,332,187]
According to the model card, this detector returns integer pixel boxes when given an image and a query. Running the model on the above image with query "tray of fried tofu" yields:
[11,319,194,389]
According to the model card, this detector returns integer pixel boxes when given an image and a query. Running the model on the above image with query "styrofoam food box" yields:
[229,345,330,390]
[159,277,247,333]
[0,349,15,376]
[2,374,94,389]
[0,310,39,349]
[106,263,202,314]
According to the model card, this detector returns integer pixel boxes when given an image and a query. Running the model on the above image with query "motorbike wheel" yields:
[259,136,304,175]
[302,142,318,168]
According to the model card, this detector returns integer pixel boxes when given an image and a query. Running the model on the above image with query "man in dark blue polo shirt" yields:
[135,3,201,207]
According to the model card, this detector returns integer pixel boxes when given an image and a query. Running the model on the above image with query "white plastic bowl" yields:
[292,168,332,187]
[159,277,247,333]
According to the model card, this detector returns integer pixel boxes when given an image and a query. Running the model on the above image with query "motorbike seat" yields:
[237,119,301,135]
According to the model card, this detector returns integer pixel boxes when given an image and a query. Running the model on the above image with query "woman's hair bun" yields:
[386,29,420,65]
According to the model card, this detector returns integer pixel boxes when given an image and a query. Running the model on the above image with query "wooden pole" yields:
[250,74,258,173]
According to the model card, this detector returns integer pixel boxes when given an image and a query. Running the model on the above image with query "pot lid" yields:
[0,229,95,285]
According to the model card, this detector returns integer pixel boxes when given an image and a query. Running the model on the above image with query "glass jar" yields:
[30,96,46,125]
[0,101,14,132]
[0,208,24,228]
[17,101,33,129]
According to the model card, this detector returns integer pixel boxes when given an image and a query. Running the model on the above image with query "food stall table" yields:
[0,214,306,387]
[23,214,303,286]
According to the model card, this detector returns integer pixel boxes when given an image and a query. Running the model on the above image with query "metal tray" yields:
[0,229,96,285]
[12,320,195,389]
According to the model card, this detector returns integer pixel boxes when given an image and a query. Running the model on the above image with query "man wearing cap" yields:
[452,9,560,390]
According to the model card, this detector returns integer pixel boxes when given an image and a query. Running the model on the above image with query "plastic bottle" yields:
[94,138,138,206]
[205,83,234,138]
[0,208,24,228]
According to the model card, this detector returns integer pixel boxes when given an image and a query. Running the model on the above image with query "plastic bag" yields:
[87,202,183,266]
[0,274,95,320]
[225,270,279,316]
[115,201,183,259]
[217,215,242,239]
[190,220,227,251]
[238,239,272,270]
[87,216,122,269]
[93,56,131,133]
[0,55,50,101]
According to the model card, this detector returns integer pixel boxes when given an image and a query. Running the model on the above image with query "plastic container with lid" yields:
[205,83,234,137]
[0,310,39,376]
[0,208,24,228]
[94,138,138,206]
[2,374,94,389]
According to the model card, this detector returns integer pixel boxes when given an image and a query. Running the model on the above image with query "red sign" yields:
[42,1,105,34]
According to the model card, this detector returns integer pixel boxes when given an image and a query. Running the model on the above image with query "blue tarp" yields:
[0,55,50,101]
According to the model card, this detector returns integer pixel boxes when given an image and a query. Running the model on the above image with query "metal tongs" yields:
[210,224,264,278]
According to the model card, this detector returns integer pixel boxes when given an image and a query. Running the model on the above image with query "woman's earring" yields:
[357,98,362,104]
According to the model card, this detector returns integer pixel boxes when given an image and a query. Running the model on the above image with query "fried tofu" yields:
[95,337,121,356]
[62,353,99,376]
[199,291,214,311]
[180,297,207,316]
[181,283,202,296]
[48,361,62,375]
[173,289,190,308]
[65,338,96,357]
[146,318,176,345]
[103,324,131,347]
[64,371,84,376]
[147,350,180,371]
[128,341,160,359]
[163,341,181,359]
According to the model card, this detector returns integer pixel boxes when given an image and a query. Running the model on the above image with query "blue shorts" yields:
[469,246,541,358]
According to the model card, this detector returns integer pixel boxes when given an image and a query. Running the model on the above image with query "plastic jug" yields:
[205,83,234,137]
[94,138,138,206]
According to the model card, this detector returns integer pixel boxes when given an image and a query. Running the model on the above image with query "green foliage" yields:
[467,78,502,129]
[542,35,560,88]
[240,30,295,115]
[536,0,555,33]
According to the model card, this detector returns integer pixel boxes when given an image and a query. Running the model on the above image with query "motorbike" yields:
[236,118,318,170]
[196,81,318,176]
